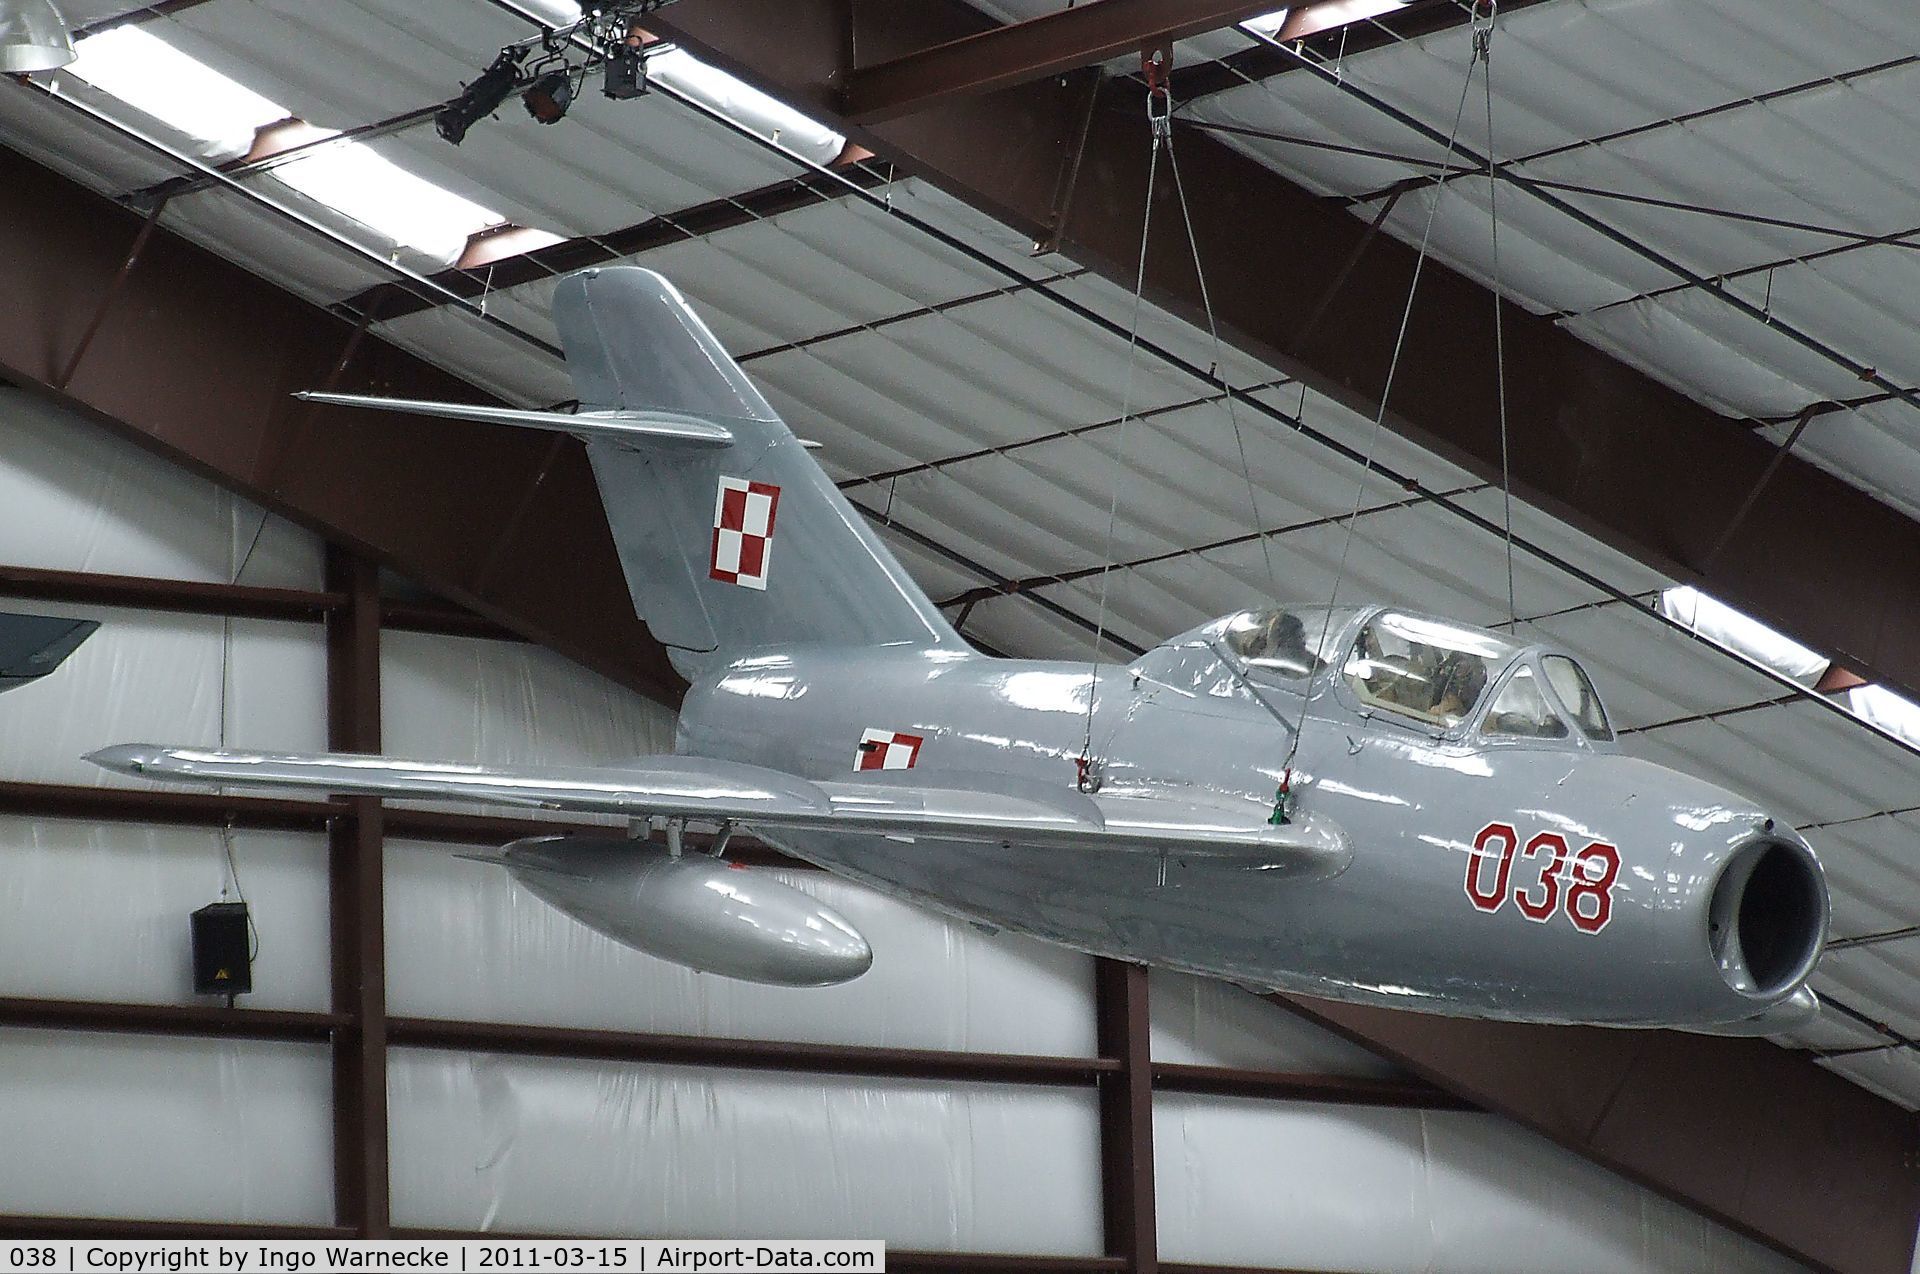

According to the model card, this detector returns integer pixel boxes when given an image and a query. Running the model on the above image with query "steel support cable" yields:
[1164,125,1282,611]
[1479,7,1517,632]
[1237,26,1920,422]
[1288,26,1484,770]
[1079,87,1165,783]
[1320,51,1920,212]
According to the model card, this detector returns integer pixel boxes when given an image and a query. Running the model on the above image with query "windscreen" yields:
[1542,654,1613,740]
[1482,665,1571,739]
[1343,612,1514,728]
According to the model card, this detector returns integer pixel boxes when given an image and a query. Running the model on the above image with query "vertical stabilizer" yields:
[552,267,962,680]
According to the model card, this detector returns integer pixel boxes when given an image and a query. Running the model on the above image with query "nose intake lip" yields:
[1708,834,1828,998]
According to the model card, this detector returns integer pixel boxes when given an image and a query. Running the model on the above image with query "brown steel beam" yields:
[326,547,389,1238]
[0,996,345,1041]
[0,140,681,708]
[1094,960,1156,1274]
[346,167,888,325]
[1168,0,1560,101]
[1280,996,1920,1274]
[388,1016,1118,1087]
[0,776,802,866]
[0,563,343,622]
[0,1216,353,1239]
[840,0,1281,125]
[1151,1062,1472,1110]
[0,779,337,832]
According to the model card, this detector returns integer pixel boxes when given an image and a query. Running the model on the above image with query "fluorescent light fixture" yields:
[649,47,845,168]
[69,25,285,158]
[1240,8,1293,37]
[0,0,75,72]
[274,143,506,263]
[1240,0,1415,42]
[69,25,521,262]
[1846,685,1920,748]
[1658,586,1829,687]
[518,0,582,26]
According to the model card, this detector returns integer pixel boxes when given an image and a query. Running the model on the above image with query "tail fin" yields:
[552,267,962,680]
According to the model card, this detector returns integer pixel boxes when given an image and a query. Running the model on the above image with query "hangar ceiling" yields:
[2,0,1919,1268]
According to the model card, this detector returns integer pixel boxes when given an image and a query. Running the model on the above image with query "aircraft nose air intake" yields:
[1708,832,1829,998]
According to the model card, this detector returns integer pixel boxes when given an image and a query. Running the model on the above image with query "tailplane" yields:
[554,267,960,679]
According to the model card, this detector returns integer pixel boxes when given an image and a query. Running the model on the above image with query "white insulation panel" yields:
[0,598,327,788]
[379,630,676,823]
[388,1051,1103,1253]
[0,818,329,1011]
[1148,970,1402,1077]
[0,388,323,589]
[381,630,676,765]
[1154,1094,1809,1273]
[387,844,1096,1056]
[0,1030,333,1226]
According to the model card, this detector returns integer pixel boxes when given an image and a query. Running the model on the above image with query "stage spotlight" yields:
[435,46,523,145]
[523,69,574,124]
[0,0,75,72]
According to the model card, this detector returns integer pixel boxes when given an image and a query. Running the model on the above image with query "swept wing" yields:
[86,745,1350,880]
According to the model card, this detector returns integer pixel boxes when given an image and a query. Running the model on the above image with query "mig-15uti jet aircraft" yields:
[89,267,1828,1036]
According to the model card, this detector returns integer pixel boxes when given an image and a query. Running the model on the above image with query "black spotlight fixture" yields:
[523,68,575,124]
[603,39,648,100]
[435,46,525,145]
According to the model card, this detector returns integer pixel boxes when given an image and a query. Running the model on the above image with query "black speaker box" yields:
[191,901,252,995]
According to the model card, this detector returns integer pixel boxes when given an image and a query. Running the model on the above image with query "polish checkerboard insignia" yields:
[709,476,780,589]
[855,728,924,771]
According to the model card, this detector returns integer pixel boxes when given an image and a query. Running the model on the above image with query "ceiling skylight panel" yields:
[1658,586,1830,686]
[272,143,507,265]
[1846,685,1920,749]
[67,25,287,160]
[649,48,845,167]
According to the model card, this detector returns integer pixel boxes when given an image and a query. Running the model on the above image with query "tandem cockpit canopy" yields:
[1203,605,1615,742]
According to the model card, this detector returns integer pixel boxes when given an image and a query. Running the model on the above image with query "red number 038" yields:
[1465,821,1620,934]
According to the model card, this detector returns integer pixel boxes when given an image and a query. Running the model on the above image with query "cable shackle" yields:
[1141,41,1173,137]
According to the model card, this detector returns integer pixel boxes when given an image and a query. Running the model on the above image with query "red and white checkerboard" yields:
[709,476,781,590]
[855,728,924,771]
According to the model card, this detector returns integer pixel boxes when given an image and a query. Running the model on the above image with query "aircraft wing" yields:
[85,745,1351,880]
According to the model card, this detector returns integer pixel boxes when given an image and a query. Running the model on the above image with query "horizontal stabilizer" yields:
[0,613,98,694]
[294,390,734,447]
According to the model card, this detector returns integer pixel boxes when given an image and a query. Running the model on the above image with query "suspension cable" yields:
[1286,23,1490,771]
[1079,67,1169,788]
[1165,128,1282,609]
[1478,2,1518,632]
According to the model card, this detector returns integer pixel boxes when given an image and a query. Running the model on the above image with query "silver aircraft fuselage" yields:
[680,607,1824,1029]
